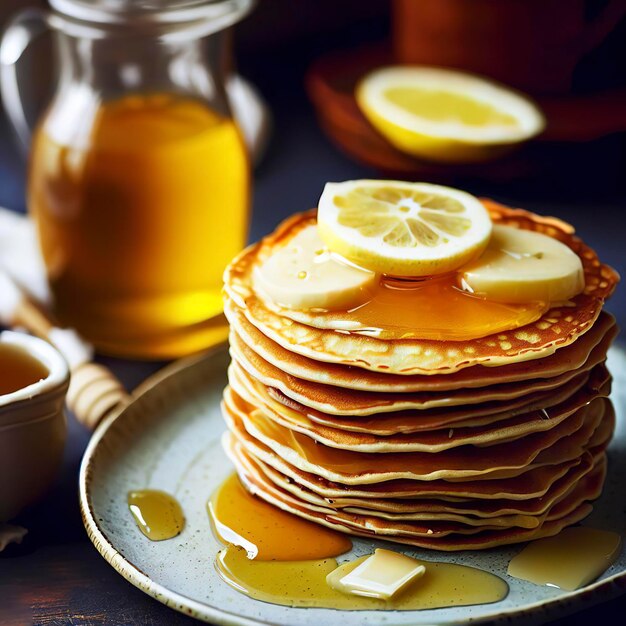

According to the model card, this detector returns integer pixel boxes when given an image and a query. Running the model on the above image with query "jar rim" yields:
[49,0,254,27]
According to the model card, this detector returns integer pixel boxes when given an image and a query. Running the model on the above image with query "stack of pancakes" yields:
[221,202,619,550]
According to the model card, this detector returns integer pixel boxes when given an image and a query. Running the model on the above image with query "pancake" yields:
[224,204,618,375]
[228,440,541,530]
[238,356,598,429]
[219,198,619,550]
[228,302,617,392]
[227,435,599,521]
[322,460,603,527]
[233,438,605,533]
[228,367,610,453]
[323,462,605,540]
[229,334,609,416]
[230,354,610,438]
[246,450,599,520]
[259,371,605,434]
[224,427,612,501]
[224,391,611,484]
[226,400,613,489]
[227,430,606,550]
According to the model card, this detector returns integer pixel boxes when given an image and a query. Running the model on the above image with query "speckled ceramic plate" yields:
[79,344,626,626]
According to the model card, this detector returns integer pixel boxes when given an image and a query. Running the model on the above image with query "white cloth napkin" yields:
[0,208,49,305]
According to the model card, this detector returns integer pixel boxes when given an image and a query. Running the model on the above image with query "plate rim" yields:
[79,343,266,626]
[79,344,626,626]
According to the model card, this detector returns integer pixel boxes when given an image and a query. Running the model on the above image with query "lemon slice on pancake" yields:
[318,180,492,277]
[356,66,545,163]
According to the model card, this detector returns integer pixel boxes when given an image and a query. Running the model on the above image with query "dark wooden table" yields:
[1,33,625,626]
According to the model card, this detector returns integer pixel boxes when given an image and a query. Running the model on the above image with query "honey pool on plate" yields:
[507,527,622,591]
[118,412,624,615]
[208,473,621,610]
[208,473,351,560]
[209,473,509,610]
[29,92,249,359]
[124,474,622,608]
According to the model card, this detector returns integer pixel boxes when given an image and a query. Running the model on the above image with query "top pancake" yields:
[224,201,618,375]
[228,303,616,393]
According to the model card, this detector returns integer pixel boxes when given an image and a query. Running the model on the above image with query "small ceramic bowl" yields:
[0,331,69,522]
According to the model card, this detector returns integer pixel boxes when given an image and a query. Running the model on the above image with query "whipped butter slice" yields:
[327,549,426,600]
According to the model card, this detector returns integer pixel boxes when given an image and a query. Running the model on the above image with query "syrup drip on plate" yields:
[208,473,351,560]
[209,473,509,610]
[127,489,185,541]
[216,544,509,609]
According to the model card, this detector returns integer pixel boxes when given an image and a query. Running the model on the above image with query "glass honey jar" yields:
[0,0,253,358]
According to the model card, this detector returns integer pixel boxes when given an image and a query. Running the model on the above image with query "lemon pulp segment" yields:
[384,87,520,128]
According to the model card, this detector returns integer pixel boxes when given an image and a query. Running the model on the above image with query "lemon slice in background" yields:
[317,180,492,277]
[356,66,545,163]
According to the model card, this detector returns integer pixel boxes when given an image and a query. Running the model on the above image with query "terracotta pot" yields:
[392,0,626,95]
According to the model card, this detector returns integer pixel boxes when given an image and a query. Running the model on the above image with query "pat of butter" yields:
[327,549,426,600]
[507,527,622,591]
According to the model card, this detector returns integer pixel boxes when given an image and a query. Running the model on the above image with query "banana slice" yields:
[252,224,377,310]
[460,225,584,304]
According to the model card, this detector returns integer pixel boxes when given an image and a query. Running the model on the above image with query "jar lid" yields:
[49,0,254,26]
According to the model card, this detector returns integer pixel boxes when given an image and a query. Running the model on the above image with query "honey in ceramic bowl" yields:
[0,343,49,396]
[0,332,69,521]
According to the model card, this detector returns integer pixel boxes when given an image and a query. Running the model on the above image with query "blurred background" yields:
[2,0,624,318]
[2,0,625,214]
[0,0,625,623]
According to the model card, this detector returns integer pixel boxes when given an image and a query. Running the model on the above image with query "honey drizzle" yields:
[0,344,49,396]
[208,473,352,560]
[127,489,185,541]
[210,474,509,610]
[303,274,548,342]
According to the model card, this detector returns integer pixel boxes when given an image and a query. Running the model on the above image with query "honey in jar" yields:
[29,93,249,358]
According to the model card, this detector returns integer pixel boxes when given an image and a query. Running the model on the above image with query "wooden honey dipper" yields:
[0,270,129,430]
